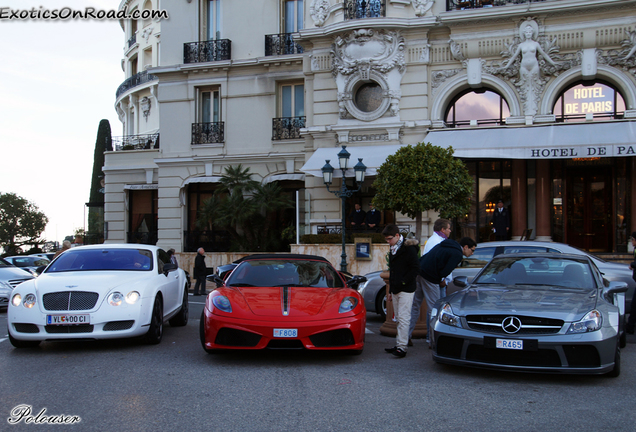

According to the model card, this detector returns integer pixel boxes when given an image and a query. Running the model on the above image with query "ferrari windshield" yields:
[473,256,597,289]
[226,259,345,288]
[46,248,154,272]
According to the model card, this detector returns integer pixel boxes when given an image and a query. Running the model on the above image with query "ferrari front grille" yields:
[43,291,99,311]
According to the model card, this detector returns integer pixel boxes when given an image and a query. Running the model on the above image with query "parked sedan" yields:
[360,241,636,320]
[430,253,626,376]
[200,254,366,354]
[0,258,34,310]
[4,256,50,276]
[8,244,189,348]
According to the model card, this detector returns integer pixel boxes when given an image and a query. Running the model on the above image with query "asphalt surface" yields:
[1,297,636,431]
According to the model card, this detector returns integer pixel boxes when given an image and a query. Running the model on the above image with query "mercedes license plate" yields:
[496,338,523,350]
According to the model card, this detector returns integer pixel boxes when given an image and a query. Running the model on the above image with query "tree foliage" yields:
[196,165,295,252]
[0,192,49,255]
[372,142,474,239]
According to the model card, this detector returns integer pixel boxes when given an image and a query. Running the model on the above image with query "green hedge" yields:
[300,233,386,244]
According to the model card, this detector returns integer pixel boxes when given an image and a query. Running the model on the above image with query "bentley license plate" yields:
[47,314,90,325]
[496,338,523,350]
[273,328,298,338]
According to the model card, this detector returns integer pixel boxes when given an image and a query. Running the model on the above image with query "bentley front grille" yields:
[43,291,99,311]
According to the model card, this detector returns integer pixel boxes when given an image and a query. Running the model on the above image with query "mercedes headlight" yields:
[567,309,602,334]
[438,303,462,328]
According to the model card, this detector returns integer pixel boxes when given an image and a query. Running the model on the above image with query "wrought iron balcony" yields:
[112,133,160,151]
[116,70,158,98]
[265,33,304,56]
[272,117,305,140]
[192,122,225,144]
[127,33,137,48]
[446,0,545,11]
[184,39,232,64]
[344,0,386,20]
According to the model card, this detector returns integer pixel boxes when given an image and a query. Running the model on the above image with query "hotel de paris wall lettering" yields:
[328,18,636,122]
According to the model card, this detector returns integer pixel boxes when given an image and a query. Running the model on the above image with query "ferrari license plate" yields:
[47,314,90,325]
[496,338,523,350]
[273,328,298,338]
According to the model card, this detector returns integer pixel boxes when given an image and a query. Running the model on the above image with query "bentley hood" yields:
[32,272,150,296]
[449,285,599,321]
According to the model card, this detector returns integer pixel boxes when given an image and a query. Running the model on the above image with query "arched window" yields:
[445,89,510,128]
[553,81,626,122]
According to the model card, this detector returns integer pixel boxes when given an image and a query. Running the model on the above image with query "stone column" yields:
[535,159,552,241]
[511,159,527,240]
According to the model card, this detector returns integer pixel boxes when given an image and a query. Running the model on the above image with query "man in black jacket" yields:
[193,247,207,296]
[382,224,420,358]
[491,200,510,241]
[420,237,476,345]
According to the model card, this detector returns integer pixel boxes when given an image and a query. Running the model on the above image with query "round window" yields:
[354,82,383,113]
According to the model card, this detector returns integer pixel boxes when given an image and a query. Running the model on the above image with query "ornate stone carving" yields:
[310,0,331,27]
[331,29,406,121]
[140,96,151,121]
[431,69,462,95]
[411,0,433,17]
[141,26,153,43]
[594,30,636,75]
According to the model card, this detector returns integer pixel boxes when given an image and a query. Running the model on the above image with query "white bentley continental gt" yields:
[8,244,189,348]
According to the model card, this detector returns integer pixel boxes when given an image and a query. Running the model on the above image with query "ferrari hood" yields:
[33,272,149,295]
[236,286,335,317]
[450,285,599,321]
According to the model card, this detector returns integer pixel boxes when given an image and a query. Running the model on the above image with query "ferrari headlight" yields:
[339,297,358,313]
[125,291,140,304]
[24,294,36,309]
[567,309,602,334]
[438,303,462,328]
[108,292,124,306]
[212,295,232,313]
[12,294,22,307]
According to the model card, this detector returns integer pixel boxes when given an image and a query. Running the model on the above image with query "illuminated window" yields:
[445,89,510,128]
[553,81,625,122]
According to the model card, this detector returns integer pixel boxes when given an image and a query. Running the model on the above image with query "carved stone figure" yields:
[502,20,558,116]
[310,0,331,27]
[411,0,433,17]
[621,30,636,61]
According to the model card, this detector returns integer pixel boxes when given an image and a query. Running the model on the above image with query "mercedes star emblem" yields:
[502,316,522,334]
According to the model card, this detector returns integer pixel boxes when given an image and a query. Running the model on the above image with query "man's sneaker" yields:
[392,347,407,358]
[385,346,397,353]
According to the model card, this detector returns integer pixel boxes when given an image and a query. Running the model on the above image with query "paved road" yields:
[1,298,636,431]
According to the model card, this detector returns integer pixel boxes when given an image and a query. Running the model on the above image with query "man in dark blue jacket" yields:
[420,237,476,345]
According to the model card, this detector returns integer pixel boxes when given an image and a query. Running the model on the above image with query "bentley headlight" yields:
[212,294,232,313]
[438,303,462,328]
[12,294,22,307]
[125,291,140,304]
[108,292,124,306]
[567,309,602,334]
[24,294,36,309]
[339,297,358,313]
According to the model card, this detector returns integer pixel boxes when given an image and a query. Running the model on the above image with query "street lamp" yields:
[321,145,366,272]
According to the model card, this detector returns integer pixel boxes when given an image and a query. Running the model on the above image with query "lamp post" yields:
[321,145,366,272]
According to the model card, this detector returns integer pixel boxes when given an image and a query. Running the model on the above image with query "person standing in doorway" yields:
[382,224,420,358]
[365,203,382,232]
[193,248,207,296]
[349,203,366,232]
[492,200,510,241]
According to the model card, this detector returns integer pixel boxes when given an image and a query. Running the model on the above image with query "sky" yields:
[0,0,124,246]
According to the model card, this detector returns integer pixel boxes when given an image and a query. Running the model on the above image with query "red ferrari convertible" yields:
[200,254,366,354]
